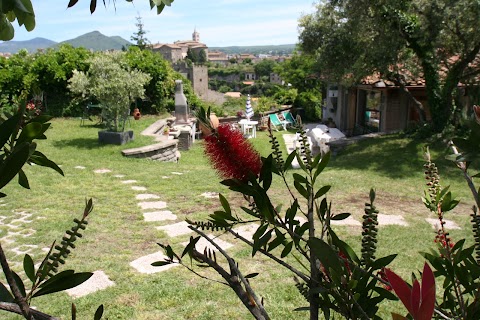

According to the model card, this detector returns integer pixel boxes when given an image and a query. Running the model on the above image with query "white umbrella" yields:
[245,94,254,120]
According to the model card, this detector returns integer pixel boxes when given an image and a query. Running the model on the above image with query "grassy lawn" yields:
[0,116,476,319]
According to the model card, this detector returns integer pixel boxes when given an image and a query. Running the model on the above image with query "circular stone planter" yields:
[98,130,134,145]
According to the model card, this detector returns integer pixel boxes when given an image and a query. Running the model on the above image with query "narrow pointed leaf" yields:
[385,268,414,316]
[23,254,35,282]
[33,271,93,297]
[0,282,14,302]
[17,168,29,189]
[94,305,104,320]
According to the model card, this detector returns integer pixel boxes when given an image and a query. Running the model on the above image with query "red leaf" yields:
[410,279,421,318]
[385,268,414,316]
[418,263,436,320]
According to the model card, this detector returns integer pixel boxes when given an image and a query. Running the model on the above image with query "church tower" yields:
[192,28,200,42]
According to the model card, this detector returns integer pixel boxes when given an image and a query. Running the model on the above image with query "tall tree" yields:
[131,15,150,50]
[300,0,480,132]
[254,59,277,78]
[198,49,207,64]
[186,48,199,63]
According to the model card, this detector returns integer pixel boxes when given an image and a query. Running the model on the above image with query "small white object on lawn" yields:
[66,270,115,298]
[156,221,192,237]
[94,169,111,174]
[425,218,461,230]
[138,201,167,210]
[130,251,178,274]
[136,194,160,200]
[143,211,177,222]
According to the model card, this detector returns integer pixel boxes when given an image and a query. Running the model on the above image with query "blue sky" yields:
[12,0,317,46]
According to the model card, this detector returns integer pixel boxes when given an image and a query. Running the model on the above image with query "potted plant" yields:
[68,52,151,145]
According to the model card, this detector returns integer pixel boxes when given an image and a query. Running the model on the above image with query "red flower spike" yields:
[204,123,262,182]
[385,263,436,320]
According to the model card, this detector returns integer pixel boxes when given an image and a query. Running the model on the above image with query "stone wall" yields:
[122,141,179,162]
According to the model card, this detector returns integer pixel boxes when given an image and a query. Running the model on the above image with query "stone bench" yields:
[122,140,179,162]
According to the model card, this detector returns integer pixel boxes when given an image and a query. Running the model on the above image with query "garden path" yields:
[0,158,462,299]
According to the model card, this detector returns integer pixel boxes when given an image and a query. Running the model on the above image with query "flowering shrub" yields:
[157,107,480,319]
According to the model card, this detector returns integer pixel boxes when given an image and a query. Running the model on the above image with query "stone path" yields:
[0,161,467,300]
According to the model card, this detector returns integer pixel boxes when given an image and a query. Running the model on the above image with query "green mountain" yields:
[57,31,132,51]
[0,37,57,53]
[209,44,296,56]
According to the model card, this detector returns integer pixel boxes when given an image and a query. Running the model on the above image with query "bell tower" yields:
[192,27,200,42]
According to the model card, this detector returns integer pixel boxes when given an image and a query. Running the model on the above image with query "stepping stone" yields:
[162,176,170,179]
[378,214,408,226]
[330,216,362,226]
[66,270,115,298]
[11,244,38,256]
[156,221,192,237]
[143,211,177,222]
[74,166,86,170]
[201,192,219,199]
[425,218,461,230]
[130,251,178,274]
[171,172,183,175]
[138,201,167,210]
[94,169,111,174]
[113,174,125,178]
[182,234,233,252]
[136,194,160,200]
[131,186,147,191]
[232,224,259,241]
[121,180,137,184]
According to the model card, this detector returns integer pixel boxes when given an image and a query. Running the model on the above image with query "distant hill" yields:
[56,31,132,51]
[209,44,296,56]
[0,37,57,53]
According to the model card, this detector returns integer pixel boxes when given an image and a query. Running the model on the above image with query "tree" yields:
[198,49,207,64]
[254,59,277,78]
[299,0,480,132]
[68,51,151,132]
[0,0,173,40]
[130,15,149,50]
[186,48,199,63]
[274,51,322,93]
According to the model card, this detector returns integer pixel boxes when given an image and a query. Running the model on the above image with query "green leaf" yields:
[293,173,308,184]
[245,273,259,279]
[369,188,376,203]
[331,212,350,221]
[33,271,93,297]
[94,304,104,320]
[181,236,200,258]
[283,150,297,171]
[17,168,29,189]
[259,155,273,190]
[314,185,331,199]
[0,282,14,302]
[285,199,299,221]
[218,194,231,216]
[0,113,20,148]
[294,180,308,199]
[90,0,97,13]
[329,231,360,264]
[370,254,397,271]
[0,16,14,41]
[151,261,172,267]
[12,271,25,297]
[281,241,293,258]
[23,254,36,283]
[313,151,330,181]
[17,122,43,143]
[28,151,64,176]
[308,237,341,274]
[68,0,80,8]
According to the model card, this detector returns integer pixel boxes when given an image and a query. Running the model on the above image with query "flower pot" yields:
[98,130,134,145]
[199,113,219,136]
[133,108,141,120]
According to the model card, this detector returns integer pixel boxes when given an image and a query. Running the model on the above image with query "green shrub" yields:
[294,90,322,121]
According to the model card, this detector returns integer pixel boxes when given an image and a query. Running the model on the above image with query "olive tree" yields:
[68,51,151,132]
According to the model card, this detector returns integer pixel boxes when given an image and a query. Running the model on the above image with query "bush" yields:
[294,90,322,121]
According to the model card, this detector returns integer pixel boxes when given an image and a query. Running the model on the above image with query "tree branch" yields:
[0,302,58,320]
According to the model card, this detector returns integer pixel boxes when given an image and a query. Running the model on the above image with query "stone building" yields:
[173,62,208,99]
[151,43,183,63]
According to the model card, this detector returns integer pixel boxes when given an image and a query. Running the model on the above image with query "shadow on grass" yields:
[52,137,103,150]
[328,134,450,179]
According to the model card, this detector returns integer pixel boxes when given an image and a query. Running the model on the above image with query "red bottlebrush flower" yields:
[204,123,262,182]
